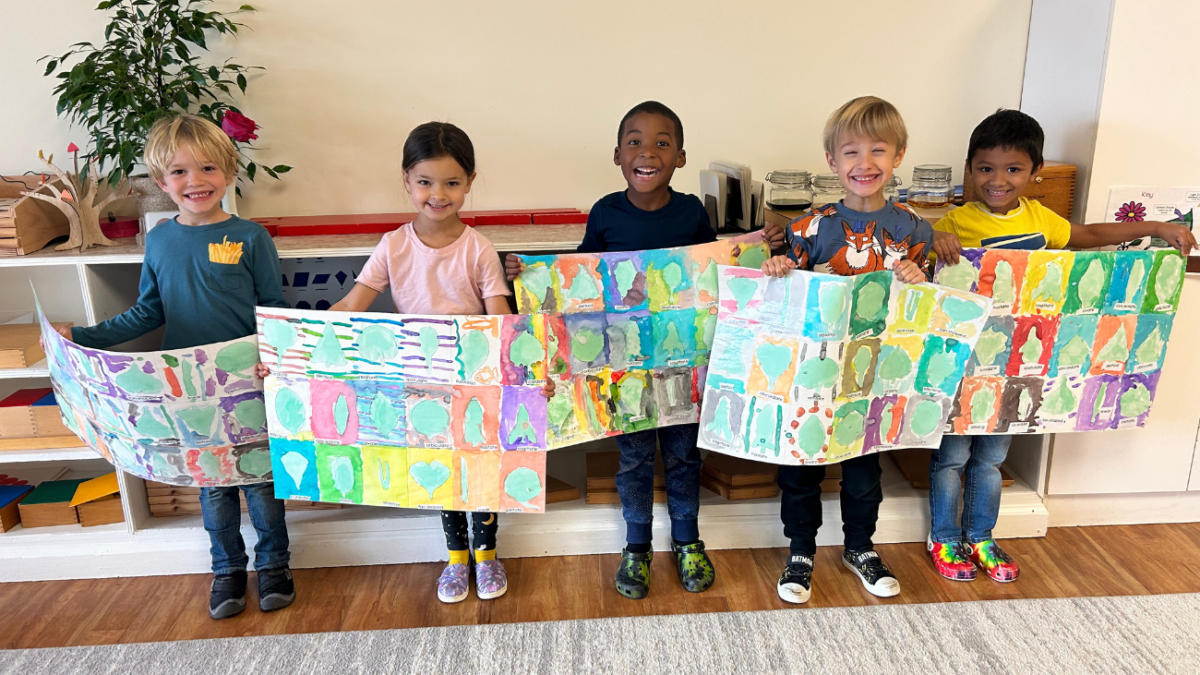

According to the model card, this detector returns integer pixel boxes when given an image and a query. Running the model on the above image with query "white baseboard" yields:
[1045,491,1200,527]
[0,460,1049,582]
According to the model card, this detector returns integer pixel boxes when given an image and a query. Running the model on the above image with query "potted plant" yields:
[42,0,290,217]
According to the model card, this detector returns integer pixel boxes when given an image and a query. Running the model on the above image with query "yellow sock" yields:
[448,549,470,566]
[474,548,496,562]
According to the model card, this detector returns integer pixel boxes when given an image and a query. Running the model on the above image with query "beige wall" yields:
[2,1,1032,218]
[1083,0,1200,223]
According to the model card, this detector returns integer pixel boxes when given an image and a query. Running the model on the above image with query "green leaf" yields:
[236,73,246,93]
[263,166,278,179]
[271,165,291,174]
[43,60,58,76]
[246,162,256,181]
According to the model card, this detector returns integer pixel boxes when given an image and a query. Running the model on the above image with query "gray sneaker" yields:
[209,571,247,619]
[258,567,296,612]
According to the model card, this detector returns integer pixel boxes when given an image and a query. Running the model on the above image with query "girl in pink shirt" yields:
[332,122,552,603]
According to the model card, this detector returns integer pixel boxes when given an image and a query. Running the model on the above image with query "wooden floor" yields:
[3,523,1200,650]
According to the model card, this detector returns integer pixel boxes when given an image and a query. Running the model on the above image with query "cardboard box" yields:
[18,478,86,528]
[0,484,33,532]
[0,322,74,369]
[0,177,72,256]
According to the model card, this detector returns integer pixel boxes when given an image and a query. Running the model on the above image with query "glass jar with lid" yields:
[764,170,814,211]
[883,175,902,203]
[811,173,846,207]
[907,164,953,208]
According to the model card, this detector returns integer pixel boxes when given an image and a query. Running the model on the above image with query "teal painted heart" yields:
[411,460,451,500]
[280,451,309,490]
[755,342,792,387]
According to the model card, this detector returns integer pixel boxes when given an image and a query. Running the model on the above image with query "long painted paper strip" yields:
[257,232,770,513]
[38,303,271,487]
[698,266,993,464]
[933,248,1183,434]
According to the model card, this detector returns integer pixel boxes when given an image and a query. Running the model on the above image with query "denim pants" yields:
[929,434,1012,544]
[778,453,882,556]
[200,483,291,575]
[615,423,702,544]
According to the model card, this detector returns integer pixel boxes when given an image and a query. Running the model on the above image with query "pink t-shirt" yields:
[355,224,511,314]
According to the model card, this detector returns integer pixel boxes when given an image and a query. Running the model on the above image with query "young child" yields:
[929,109,1195,583]
[761,96,930,604]
[325,121,552,604]
[57,115,294,620]
[507,101,782,599]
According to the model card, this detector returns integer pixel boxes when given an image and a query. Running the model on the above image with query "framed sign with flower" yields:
[1104,187,1198,250]
[41,0,290,197]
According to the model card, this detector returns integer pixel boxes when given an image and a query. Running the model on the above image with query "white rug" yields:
[2,593,1197,674]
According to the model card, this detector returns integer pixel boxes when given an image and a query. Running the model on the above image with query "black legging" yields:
[441,511,499,551]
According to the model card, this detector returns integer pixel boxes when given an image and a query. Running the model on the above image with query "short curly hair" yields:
[143,114,238,183]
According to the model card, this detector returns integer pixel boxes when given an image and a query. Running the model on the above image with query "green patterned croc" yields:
[615,548,653,599]
[673,540,715,593]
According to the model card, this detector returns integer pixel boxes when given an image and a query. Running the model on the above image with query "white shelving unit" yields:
[0,224,1051,582]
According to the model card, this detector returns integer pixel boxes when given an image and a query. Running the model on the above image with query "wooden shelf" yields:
[0,361,48,379]
[0,223,588,268]
[0,446,95,464]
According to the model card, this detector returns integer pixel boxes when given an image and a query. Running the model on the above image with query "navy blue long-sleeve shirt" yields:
[73,216,288,350]
[578,188,716,253]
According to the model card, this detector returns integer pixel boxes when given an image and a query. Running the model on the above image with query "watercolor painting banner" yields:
[933,248,1184,434]
[38,303,271,487]
[257,233,771,514]
[697,266,993,465]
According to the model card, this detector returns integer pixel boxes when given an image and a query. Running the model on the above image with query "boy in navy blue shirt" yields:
[762,96,930,605]
[60,115,294,620]
[509,101,782,599]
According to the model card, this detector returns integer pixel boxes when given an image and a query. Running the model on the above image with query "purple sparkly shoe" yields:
[475,559,508,600]
[437,563,470,603]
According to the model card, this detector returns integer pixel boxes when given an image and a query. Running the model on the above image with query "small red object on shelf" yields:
[0,388,53,408]
[533,213,589,225]
[99,217,140,239]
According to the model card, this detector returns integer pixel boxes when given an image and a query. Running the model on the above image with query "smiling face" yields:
[155,144,232,225]
[402,155,475,226]
[967,146,1040,214]
[614,112,686,201]
[826,132,905,212]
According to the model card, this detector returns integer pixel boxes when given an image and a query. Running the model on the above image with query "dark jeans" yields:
[441,511,499,551]
[615,423,702,544]
[200,483,291,575]
[778,454,882,556]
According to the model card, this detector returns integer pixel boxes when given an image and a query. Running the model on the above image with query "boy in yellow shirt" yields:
[929,109,1194,584]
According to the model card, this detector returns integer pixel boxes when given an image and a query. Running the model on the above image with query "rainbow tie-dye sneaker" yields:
[928,538,978,581]
[969,539,1020,583]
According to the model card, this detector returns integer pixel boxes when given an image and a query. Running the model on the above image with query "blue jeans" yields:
[200,483,291,575]
[929,434,1012,544]
[615,423,702,544]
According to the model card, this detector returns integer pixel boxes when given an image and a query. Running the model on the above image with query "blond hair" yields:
[143,114,238,182]
[822,96,908,155]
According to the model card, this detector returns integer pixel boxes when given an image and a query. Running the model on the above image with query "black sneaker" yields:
[615,548,653,599]
[841,549,900,598]
[777,554,814,604]
[258,566,296,612]
[209,571,247,619]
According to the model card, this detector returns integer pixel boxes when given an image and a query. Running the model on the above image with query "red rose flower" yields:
[221,111,259,143]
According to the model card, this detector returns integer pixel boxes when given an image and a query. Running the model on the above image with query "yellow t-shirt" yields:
[933,197,1071,249]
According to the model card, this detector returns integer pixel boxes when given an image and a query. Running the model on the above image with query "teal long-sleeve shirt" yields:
[73,216,289,350]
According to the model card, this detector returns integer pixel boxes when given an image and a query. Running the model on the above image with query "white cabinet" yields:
[1047,276,1200,495]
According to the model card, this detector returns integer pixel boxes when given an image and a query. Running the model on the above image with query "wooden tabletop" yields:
[0,224,589,267]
